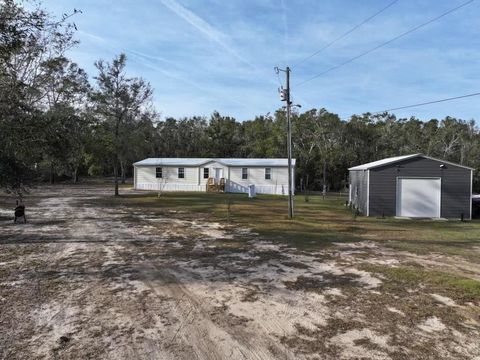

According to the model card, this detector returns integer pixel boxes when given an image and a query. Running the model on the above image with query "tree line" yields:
[1,0,479,197]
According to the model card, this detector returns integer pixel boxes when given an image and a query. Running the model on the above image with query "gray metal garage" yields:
[349,154,473,219]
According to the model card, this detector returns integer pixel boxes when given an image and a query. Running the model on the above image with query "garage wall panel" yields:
[349,170,368,215]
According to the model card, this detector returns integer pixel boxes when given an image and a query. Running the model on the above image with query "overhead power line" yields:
[372,91,480,114]
[297,0,475,87]
[294,0,399,68]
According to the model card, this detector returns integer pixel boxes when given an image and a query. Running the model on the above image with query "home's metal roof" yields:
[349,154,474,171]
[133,158,296,167]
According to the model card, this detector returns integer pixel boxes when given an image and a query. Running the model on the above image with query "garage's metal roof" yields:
[349,154,474,171]
[133,158,296,167]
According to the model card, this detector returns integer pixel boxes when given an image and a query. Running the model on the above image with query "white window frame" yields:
[155,167,162,178]
[242,167,248,180]
[203,168,209,179]
[178,167,185,179]
[265,168,271,180]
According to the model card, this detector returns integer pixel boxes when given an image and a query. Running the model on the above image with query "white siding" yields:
[134,164,294,195]
[227,166,293,195]
[135,166,202,191]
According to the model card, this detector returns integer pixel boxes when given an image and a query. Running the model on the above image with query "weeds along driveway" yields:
[0,185,479,360]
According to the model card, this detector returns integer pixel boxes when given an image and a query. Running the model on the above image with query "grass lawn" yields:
[108,190,480,259]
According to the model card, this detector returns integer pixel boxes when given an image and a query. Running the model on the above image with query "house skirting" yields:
[135,182,290,195]
[135,183,204,192]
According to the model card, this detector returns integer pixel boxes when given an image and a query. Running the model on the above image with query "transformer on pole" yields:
[275,66,294,219]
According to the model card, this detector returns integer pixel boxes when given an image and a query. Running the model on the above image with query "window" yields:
[155,167,162,178]
[242,168,248,180]
[203,168,209,179]
[178,167,185,179]
[265,168,271,180]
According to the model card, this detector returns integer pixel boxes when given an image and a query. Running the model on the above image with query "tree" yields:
[117,108,158,183]
[293,109,318,191]
[42,105,91,183]
[0,0,79,195]
[91,53,153,195]
[304,109,343,195]
[206,111,243,157]
[37,56,90,182]
[241,115,277,157]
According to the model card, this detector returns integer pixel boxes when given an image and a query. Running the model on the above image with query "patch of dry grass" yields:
[104,191,480,260]
[360,263,480,302]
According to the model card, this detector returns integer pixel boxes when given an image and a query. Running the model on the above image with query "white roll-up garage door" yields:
[396,178,441,218]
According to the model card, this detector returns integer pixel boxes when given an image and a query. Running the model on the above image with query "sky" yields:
[36,0,480,122]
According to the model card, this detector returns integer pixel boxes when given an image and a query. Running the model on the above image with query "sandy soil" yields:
[0,186,479,360]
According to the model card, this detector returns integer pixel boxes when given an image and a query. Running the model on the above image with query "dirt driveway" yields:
[0,186,479,359]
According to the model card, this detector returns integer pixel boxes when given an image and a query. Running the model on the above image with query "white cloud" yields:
[158,0,257,69]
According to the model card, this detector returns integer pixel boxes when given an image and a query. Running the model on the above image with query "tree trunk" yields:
[114,117,120,196]
[114,156,119,196]
[73,167,78,184]
[322,159,327,199]
[120,160,126,184]
[305,174,310,202]
[460,144,466,165]
[50,161,54,184]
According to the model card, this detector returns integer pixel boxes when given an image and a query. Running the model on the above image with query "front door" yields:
[214,168,223,183]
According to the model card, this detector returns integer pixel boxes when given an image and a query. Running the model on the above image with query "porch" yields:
[206,177,226,192]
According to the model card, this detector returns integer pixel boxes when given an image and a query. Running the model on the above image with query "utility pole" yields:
[275,66,294,219]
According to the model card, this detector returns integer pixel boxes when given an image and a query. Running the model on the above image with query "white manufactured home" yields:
[133,158,295,195]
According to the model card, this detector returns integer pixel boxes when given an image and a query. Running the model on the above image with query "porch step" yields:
[206,177,225,192]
